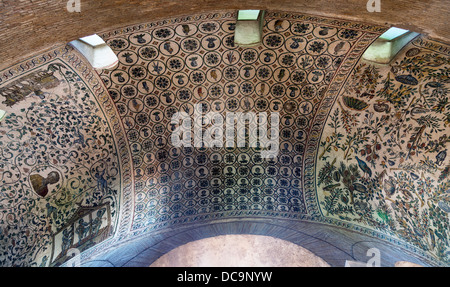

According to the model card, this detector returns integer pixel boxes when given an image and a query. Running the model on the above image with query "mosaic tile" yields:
[99,12,385,234]
[0,47,130,266]
[316,36,450,264]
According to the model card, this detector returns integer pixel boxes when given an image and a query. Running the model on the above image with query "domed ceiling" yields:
[0,10,448,266]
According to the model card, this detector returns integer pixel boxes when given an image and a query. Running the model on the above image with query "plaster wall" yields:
[149,234,330,267]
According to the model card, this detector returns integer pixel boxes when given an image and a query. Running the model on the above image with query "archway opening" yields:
[149,234,330,267]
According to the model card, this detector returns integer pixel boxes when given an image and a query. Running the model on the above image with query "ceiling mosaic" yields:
[0,10,449,267]
[96,11,448,265]
[0,47,131,266]
[317,37,450,264]
[98,11,386,235]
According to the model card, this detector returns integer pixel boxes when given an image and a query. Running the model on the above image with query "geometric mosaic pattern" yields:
[99,11,386,233]
[98,12,449,265]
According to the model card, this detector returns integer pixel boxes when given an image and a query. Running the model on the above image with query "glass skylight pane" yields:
[379,27,409,41]
[79,34,105,47]
[238,10,260,20]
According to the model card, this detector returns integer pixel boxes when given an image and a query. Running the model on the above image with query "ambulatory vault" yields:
[0,6,449,267]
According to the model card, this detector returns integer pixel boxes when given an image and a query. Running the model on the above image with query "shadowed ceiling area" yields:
[0,7,449,267]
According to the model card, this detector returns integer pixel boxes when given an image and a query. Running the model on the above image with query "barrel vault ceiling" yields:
[0,10,449,267]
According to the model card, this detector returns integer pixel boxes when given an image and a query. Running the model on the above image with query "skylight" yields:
[234,10,265,47]
[362,27,419,64]
[237,10,261,21]
[379,27,409,41]
[70,34,119,69]
[79,34,106,47]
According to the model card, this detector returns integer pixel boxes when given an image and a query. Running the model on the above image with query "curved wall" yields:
[79,219,434,267]
[0,46,132,266]
[149,234,331,267]
[316,36,450,265]
[94,10,386,250]
[89,11,448,266]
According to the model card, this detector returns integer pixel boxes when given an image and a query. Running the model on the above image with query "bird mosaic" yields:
[355,156,372,178]
[317,38,450,265]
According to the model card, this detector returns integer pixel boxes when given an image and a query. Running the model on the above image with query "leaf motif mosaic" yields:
[0,48,126,266]
[316,37,450,265]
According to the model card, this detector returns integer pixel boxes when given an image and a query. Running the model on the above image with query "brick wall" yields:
[0,0,449,70]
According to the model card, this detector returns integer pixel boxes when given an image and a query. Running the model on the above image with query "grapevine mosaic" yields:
[0,48,123,266]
